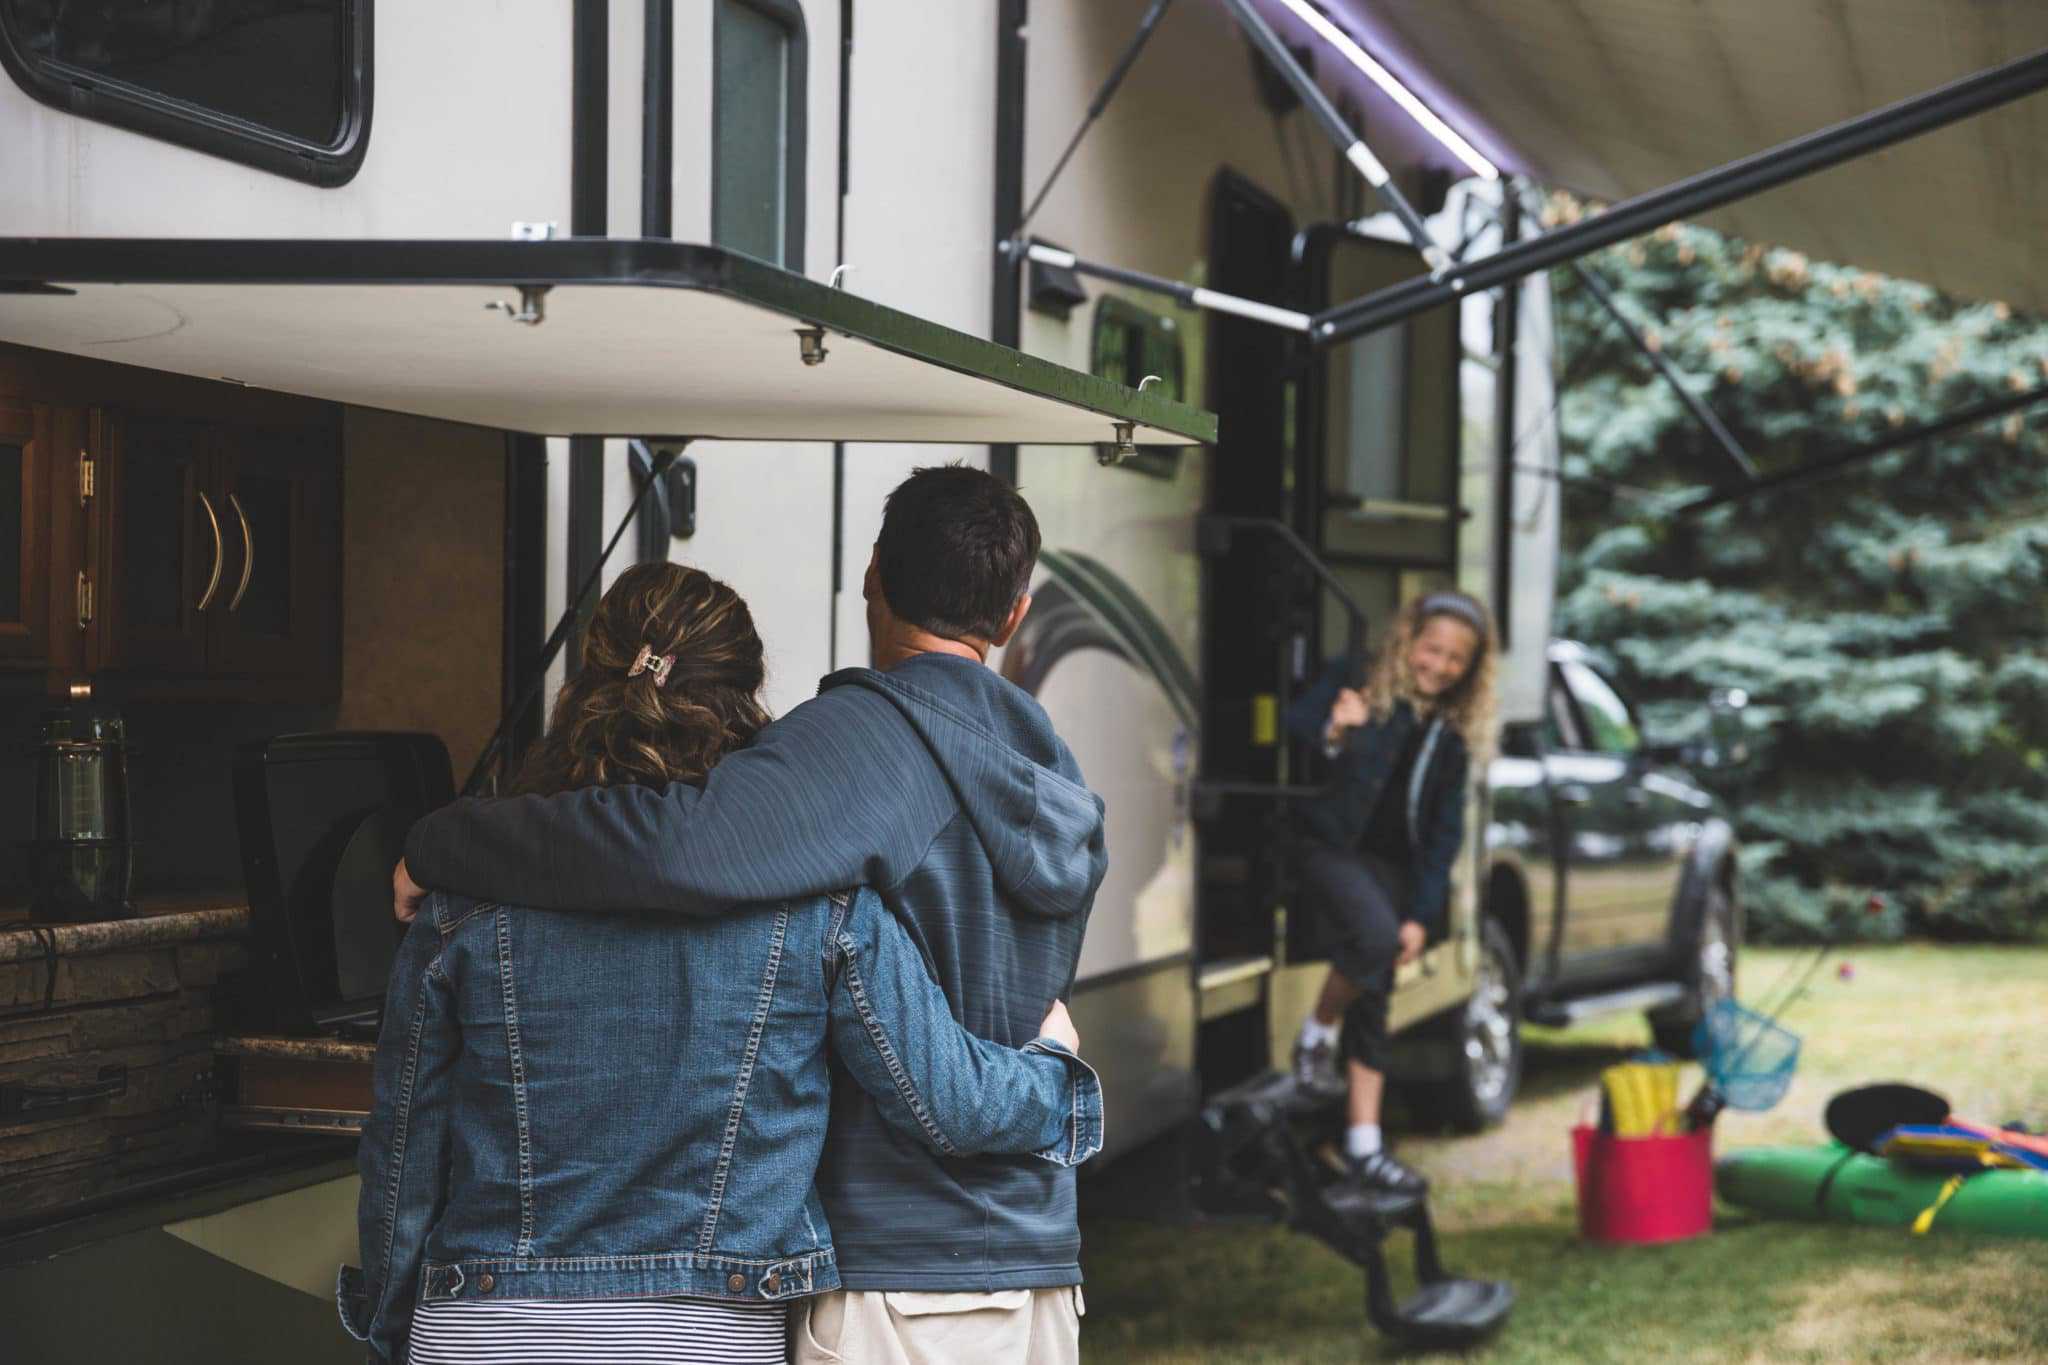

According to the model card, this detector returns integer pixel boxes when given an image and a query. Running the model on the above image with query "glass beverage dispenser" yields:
[28,708,135,921]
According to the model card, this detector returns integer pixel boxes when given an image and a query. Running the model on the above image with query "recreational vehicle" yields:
[7,0,2037,1358]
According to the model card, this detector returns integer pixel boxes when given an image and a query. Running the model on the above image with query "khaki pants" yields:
[794,1287,1084,1365]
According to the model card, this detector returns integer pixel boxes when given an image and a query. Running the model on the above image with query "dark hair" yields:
[512,562,771,795]
[875,464,1041,640]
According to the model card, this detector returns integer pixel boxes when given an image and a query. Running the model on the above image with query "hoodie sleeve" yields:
[404,687,958,914]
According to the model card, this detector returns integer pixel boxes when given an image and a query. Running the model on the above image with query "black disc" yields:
[1825,1083,1950,1154]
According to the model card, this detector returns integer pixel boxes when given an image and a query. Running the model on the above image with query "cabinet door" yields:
[98,411,214,675]
[209,420,341,692]
[0,400,49,664]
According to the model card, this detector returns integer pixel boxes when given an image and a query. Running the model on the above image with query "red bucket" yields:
[1572,1125,1714,1245]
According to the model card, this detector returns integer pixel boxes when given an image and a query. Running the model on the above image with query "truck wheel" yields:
[1650,879,1738,1058]
[1410,917,1523,1132]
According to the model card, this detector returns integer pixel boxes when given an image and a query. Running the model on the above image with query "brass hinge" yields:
[75,571,94,628]
[78,451,95,505]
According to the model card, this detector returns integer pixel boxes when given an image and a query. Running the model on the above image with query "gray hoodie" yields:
[404,651,1108,1290]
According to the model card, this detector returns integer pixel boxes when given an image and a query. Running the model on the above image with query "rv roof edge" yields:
[0,237,1217,448]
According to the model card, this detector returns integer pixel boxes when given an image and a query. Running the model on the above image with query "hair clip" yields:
[629,643,676,687]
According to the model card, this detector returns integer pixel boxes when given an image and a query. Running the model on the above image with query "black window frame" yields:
[0,1,373,187]
[1295,223,1463,572]
[711,0,808,272]
[1088,293,1188,479]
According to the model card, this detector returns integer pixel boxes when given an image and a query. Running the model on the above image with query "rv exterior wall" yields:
[0,9,576,237]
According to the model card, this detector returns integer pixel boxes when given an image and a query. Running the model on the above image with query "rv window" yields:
[1314,235,1459,566]
[0,0,369,186]
[1089,295,1187,478]
[713,0,807,270]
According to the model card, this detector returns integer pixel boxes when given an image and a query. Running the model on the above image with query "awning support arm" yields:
[1569,260,1757,484]
[463,439,686,795]
[1023,241,1314,333]
[1676,382,2048,515]
[1216,0,1447,274]
[1312,48,2048,346]
[1000,0,1176,254]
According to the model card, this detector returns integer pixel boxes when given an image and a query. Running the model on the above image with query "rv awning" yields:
[1261,1,2048,313]
[0,238,1215,446]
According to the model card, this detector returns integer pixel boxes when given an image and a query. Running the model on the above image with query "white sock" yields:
[1298,1016,1340,1049]
[1345,1123,1383,1159]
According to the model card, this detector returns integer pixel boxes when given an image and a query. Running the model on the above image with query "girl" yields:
[1288,590,1498,1196]
[342,563,1098,1363]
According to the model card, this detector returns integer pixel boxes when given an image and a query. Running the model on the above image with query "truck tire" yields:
[1650,878,1739,1058]
[1409,917,1523,1132]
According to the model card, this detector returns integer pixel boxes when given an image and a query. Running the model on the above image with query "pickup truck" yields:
[1394,640,1743,1131]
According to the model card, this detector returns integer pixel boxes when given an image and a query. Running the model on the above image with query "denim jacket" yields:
[336,887,1102,1362]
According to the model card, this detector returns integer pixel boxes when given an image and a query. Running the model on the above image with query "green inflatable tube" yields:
[1716,1144,2048,1240]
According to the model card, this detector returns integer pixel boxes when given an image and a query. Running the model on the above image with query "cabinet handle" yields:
[195,491,225,611]
[227,492,254,612]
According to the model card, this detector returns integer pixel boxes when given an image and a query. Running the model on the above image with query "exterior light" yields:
[1273,0,1500,182]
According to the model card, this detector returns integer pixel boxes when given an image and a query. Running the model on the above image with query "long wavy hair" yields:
[512,563,771,795]
[1365,590,1500,764]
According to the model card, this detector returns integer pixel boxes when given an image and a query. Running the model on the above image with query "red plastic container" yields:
[1572,1125,1714,1245]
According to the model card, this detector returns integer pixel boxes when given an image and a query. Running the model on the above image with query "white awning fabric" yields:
[1267,1,2048,311]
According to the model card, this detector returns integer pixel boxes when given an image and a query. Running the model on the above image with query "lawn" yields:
[1078,944,2048,1363]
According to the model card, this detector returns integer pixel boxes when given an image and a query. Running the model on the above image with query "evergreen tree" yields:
[1547,200,2048,943]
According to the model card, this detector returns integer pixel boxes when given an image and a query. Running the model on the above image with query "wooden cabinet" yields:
[92,410,342,699]
[97,411,213,676]
[0,345,343,701]
[0,399,51,666]
[208,423,342,685]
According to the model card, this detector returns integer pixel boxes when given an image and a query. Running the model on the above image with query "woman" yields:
[1287,590,1498,1196]
[339,563,1100,1363]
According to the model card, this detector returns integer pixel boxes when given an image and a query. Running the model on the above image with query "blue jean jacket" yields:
[337,888,1102,1362]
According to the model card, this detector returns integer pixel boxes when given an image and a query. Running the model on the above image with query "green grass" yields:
[1079,944,2048,1363]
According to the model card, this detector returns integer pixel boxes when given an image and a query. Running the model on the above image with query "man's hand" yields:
[1323,687,1370,746]
[1396,920,1426,967]
[393,857,427,924]
[1038,998,1080,1054]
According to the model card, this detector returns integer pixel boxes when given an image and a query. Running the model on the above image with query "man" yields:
[395,464,1104,1362]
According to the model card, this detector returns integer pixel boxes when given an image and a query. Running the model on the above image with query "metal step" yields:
[1525,981,1687,1028]
[1197,954,1273,1022]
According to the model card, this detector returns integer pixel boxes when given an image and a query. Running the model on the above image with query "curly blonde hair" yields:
[513,562,771,795]
[1365,590,1500,764]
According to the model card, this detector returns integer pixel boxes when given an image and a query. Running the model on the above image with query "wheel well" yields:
[1484,864,1530,973]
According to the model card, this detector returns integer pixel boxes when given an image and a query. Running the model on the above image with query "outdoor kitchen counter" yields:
[0,892,360,1269]
[0,896,251,966]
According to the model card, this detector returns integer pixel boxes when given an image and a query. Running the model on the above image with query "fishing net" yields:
[1693,998,1800,1112]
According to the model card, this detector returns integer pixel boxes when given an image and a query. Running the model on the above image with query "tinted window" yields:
[1317,235,1458,566]
[1558,659,1640,754]
[713,0,805,269]
[1090,296,1186,478]
[0,1,368,184]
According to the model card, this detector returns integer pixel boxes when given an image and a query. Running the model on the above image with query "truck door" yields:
[1548,658,1673,974]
